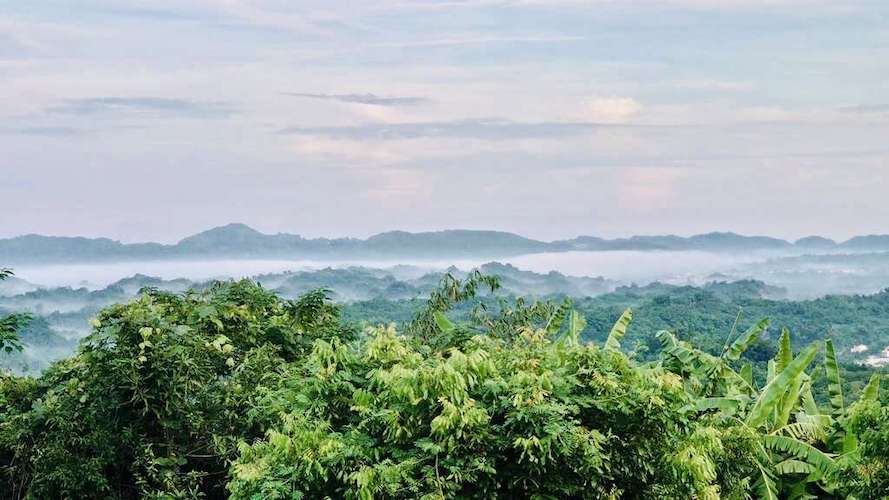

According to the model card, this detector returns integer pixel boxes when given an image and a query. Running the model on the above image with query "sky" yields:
[1,0,888,243]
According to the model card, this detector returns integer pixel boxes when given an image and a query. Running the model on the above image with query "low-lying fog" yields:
[8,248,889,303]
[6,249,889,374]
[12,250,767,291]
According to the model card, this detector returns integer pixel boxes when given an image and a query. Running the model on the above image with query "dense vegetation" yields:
[2,272,889,498]
[7,263,889,369]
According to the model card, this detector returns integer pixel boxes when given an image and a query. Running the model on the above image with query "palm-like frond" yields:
[724,318,770,362]
[746,343,820,428]
[762,435,837,478]
[774,458,816,475]
[859,373,880,403]
[824,339,844,418]
[772,421,827,444]
[776,328,793,374]
[754,464,779,500]
[604,307,632,352]
[544,298,572,335]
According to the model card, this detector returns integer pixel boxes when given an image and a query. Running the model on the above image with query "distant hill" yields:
[0,223,885,264]
[794,236,838,249]
[554,232,792,251]
[840,235,889,251]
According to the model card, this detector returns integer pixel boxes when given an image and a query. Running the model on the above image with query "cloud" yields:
[282,92,429,106]
[47,97,236,119]
[278,118,667,141]
[586,97,642,122]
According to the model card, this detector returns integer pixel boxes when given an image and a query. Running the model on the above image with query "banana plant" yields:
[656,317,769,399]
[656,322,843,498]
[604,307,632,351]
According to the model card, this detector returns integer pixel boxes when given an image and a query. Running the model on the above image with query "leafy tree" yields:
[229,322,732,499]
[838,400,889,497]
[0,269,30,355]
[0,280,349,499]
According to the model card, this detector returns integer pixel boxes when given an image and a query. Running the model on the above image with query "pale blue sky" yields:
[1,0,888,242]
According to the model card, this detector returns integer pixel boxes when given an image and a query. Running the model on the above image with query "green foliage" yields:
[825,338,845,418]
[746,343,820,429]
[0,269,30,355]
[3,272,889,499]
[229,324,731,499]
[604,307,631,351]
[0,280,348,499]
[838,401,889,497]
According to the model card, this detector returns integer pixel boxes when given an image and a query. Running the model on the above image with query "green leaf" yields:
[724,318,770,362]
[763,434,837,477]
[859,373,880,404]
[566,309,586,346]
[775,328,792,374]
[433,311,456,333]
[545,298,572,335]
[772,421,827,443]
[754,464,779,500]
[800,379,821,416]
[746,343,820,428]
[773,458,816,475]
[776,372,804,429]
[696,396,744,415]
[740,362,754,388]
[824,339,844,418]
[604,308,631,351]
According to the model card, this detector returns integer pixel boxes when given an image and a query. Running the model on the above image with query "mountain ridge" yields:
[1,223,887,264]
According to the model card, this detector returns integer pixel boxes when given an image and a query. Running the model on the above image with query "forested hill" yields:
[4,223,889,263]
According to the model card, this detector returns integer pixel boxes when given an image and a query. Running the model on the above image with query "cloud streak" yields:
[282,92,429,106]
[0,126,82,137]
[47,97,237,119]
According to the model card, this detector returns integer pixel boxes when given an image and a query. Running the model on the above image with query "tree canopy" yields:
[1,274,887,499]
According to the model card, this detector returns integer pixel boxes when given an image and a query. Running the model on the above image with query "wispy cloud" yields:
[282,92,429,106]
[47,97,236,119]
